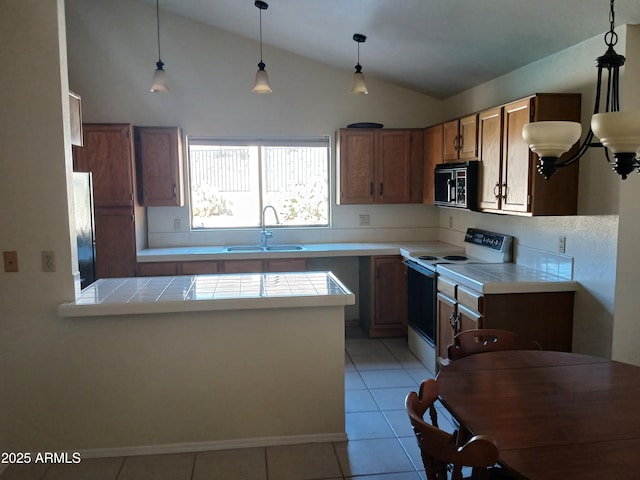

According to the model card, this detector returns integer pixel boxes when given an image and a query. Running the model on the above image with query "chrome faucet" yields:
[260,205,280,247]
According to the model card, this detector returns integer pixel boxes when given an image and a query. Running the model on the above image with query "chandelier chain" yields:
[605,0,618,47]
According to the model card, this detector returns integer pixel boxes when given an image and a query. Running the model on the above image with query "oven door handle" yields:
[402,259,436,278]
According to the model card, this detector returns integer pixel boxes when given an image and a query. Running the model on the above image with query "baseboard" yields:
[77,432,348,459]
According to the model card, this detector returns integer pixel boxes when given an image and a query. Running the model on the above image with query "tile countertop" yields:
[436,263,579,294]
[58,271,355,317]
[137,242,461,262]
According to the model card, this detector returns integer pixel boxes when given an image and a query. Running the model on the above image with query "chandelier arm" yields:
[553,129,596,169]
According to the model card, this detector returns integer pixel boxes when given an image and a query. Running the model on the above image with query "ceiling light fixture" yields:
[522,0,640,179]
[252,0,272,94]
[150,0,169,93]
[350,34,368,95]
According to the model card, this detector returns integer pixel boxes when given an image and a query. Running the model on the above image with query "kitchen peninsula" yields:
[57,271,354,451]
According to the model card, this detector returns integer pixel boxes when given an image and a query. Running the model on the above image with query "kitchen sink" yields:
[264,245,305,251]
[225,245,263,252]
[225,245,305,252]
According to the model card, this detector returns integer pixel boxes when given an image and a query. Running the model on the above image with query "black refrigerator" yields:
[73,172,96,289]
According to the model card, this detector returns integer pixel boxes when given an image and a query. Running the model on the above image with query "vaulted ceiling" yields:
[142,0,640,98]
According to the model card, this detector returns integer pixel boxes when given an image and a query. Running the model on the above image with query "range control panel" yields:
[464,228,512,253]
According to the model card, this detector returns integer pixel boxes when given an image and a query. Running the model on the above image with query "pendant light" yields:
[522,0,640,179]
[350,34,368,95]
[150,0,169,92]
[252,0,272,94]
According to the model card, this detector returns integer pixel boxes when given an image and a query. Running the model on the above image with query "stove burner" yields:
[442,255,468,261]
[418,255,438,261]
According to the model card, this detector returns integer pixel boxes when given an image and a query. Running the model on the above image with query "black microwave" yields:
[434,161,479,210]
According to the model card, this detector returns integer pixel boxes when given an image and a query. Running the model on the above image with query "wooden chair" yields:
[406,379,508,480]
[447,329,541,361]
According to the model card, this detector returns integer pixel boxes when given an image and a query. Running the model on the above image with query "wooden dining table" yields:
[436,350,640,480]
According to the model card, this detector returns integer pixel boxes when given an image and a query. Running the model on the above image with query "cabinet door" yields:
[338,129,375,204]
[265,258,307,272]
[458,114,478,160]
[222,260,264,273]
[372,256,407,335]
[437,293,457,362]
[135,127,184,207]
[502,99,532,213]
[442,120,460,162]
[457,304,482,331]
[478,107,503,211]
[180,261,220,275]
[137,262,178,276]
[80,124,135,207]
[376,130,412,203]
[94,207,136,278]
[423,124,443,204]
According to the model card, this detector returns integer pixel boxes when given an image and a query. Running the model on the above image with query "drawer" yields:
[437,276,457,299]
[457,285,483,313]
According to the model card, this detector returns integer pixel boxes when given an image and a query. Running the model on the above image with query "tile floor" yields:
[1,326,458,480]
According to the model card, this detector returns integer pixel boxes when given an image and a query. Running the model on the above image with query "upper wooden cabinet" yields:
[337,128,423,204]
[134,126,184,207]
[73,124,136,207]
[478,93,581,216]
[423,124,443,204]
[443,114,478,163]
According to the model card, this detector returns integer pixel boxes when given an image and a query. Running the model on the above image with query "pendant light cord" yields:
[259,7,264,63]
[156,0,162,61]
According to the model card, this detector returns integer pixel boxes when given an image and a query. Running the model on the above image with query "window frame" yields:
[186,135,332,230]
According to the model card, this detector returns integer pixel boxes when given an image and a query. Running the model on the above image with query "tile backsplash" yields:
[516,245,574,280]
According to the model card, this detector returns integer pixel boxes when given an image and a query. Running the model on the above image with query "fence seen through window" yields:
[189,137,330,229]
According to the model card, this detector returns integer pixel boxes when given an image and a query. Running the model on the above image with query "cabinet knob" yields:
[172,183,177,198]
[494,183,501,199]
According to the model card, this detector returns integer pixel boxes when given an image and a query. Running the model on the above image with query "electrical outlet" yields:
[42,251,56,272]
[173,218,181,231]
[3,251,18,272]
[559,235,567,254]
[359,214,370,226]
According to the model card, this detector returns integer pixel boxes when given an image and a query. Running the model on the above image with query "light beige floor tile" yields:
[382,409,415,438]
[346,473,422,480]
[266,443,342,480]
[0,463,50,480]
[118,453,194,480]
[335,438,416,477]
[345,339,388,356]
[346,411,396,440]
[359,370,418,389]
[370,387,415,411]
[345,371,366,390]
[350,352,403,371]
[42,457,123,480]
[193,448,266,480]
[345,389,379,413]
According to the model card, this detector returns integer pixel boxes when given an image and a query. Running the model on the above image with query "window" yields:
[188,136,330,229]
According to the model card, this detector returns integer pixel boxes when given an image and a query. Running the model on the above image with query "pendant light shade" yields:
[252,1,272,94]
[350,34,368,95]
[150,0,168,92]
[523,0,640,179]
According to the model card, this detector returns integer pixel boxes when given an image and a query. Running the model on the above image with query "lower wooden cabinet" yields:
[136,258,307,276]
[436,274,574,367]
[359,255,407,338]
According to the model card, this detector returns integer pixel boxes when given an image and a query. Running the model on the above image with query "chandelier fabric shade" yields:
[522,0,640,180]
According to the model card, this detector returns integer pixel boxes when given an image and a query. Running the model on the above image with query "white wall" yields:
[612,25,640,365]
[437,29,633,358]
[65,0,443,248]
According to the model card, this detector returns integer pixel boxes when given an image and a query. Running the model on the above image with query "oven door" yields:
[403,260,437,345]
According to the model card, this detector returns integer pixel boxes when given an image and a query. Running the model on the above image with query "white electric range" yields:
[402,228,513,373]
